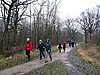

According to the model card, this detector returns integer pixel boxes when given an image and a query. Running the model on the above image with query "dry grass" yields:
[76,43,100,67]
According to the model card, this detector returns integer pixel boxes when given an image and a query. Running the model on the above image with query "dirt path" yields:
[0,47,82,75]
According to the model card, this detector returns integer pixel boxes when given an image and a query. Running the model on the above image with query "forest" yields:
[0,0,100,54]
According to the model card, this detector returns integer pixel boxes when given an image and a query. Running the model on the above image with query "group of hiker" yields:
[24,38,52,63]
[68,40,76,47]
[58,40,76,53]
[37,39,52,63]
[58,42,66,53]
[24,38,76,63]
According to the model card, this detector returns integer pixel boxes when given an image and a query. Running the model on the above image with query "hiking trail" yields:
[0,47,82,75]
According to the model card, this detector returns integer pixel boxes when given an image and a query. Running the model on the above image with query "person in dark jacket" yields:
[72,41,74,47]
[62,42,66,53]
[45,39,52,63]
[58,41,62,53]
[37,40,45,60]
[24,38,32,61]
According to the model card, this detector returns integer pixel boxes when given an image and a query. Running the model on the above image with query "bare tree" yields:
[1,0,38,50]
[76,12,89,43]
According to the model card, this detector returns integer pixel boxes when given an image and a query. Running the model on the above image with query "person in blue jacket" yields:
[45,39,52,63]
[68,40,71,47]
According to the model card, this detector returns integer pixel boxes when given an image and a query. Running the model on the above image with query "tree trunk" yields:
[85,30,88,43]
[13,22,17,47]
[90,32,92,40]
[3,3,14,50]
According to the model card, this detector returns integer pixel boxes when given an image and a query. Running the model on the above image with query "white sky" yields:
[58,0,100,19]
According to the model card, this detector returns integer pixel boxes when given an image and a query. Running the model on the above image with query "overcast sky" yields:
[58,0,100,19]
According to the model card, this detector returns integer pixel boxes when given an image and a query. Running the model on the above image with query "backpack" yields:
[26,42,30,48]
[58,43,62,48]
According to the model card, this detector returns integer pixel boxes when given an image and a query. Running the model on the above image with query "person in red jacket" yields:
[62,42,66,53]
[24,38,32,61]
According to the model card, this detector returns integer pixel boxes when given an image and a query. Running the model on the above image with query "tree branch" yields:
[18,0,38,5]
[1,0,10,6]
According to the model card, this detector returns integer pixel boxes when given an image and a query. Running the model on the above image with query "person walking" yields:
[68,40,72,47]
[37,40,45,60]
[58,41,62,53]
[45,39,52,63]
[62,42,66,53]
[72,41,75,47]
[24,38,32,61]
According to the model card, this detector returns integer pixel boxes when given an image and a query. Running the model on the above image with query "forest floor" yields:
[0,45,100,75]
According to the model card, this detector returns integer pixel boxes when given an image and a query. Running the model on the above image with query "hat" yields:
[27,38,30,41]
[47,38,49,41]
[39,39,42,42]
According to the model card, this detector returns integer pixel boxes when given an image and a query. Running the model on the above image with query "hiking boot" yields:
[40,58,42,60]
[45,61,48,63]
[50,58,52,61]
